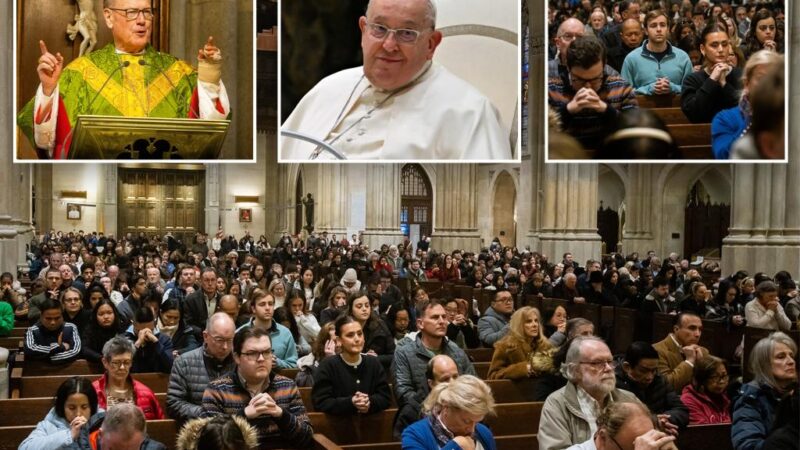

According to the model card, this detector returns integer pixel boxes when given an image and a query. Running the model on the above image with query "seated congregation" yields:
[0,228,798,449]
[547,0,785,160]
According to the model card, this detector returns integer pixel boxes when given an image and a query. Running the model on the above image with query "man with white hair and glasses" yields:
[280,0,510,161]
[538,336,640,450]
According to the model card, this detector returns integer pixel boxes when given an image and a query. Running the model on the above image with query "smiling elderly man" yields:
[18,0,231,159]
[280,0,510,161]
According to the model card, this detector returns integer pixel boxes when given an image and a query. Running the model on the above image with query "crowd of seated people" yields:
[547,0,785,160]
[0,228,797,448]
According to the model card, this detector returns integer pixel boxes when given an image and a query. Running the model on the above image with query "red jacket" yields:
[680,384,731,425]
[92,374,164,420]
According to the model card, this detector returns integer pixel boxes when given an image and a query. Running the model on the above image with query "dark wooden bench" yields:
[668,123,711,147]
[308,402,543,445]
[677,423,733,450]
[636,94,682,108]
[0,336,22,350]
[0,393,168,426]
[652,107,690,124]
[14,358,104,376]
[466,347,494,362]
[338,434,538,450]
[11,372,170,398]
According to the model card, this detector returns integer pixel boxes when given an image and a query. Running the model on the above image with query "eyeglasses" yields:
[569,72,604,88]
[580,360,617,370]
[709,373,729,382]
[108,7,156,21]
[558,33,581,42]
[63,297,82,303]
[209,335,234,346]
[109,360,132,369]
[365,22,425,44]
[240,349,273,360]
[496,297,514,304]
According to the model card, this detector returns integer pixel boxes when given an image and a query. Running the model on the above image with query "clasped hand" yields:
[567,87,608,114]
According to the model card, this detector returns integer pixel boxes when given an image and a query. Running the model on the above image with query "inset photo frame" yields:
[66,203,81,220]
[239,208,252,223]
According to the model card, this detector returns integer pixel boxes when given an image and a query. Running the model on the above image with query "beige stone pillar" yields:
[538,164,601,264]
[0,3,34,275]
[432,165,482,252]
[620,165,657,255]
[98,165,118,235]
[362,164,405,250]
[721,7,800,275]
[311,165,348,236]
[525,0,545,249]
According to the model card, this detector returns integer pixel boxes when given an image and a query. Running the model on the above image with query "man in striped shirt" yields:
[548,35,638,149]
[202,327,313,449]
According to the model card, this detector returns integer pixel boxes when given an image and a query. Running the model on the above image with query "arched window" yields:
[401,164,433,238]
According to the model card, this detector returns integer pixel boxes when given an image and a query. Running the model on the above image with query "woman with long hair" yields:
[295,322,338,387]
[273,305,311,357]
[288,290,321,346]
[488,307,556,380]
[157,298,199,356]
[81,298,125,362]
[19,377,102,450]
[347,292,395,368]
[681,20,744,123]
[61,287,91,331]
[320,286,349,326]
[741,8,783,59]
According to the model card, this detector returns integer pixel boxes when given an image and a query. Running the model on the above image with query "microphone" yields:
[139,59,200,119]
[56,60,130,158]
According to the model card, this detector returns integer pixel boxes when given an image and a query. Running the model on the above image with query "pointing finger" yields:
[207,36,215,46]
[39,40,49,56]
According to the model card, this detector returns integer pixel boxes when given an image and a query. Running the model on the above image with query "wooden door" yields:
[118,168,204,243]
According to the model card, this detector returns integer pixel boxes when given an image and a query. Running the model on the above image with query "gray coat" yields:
[166,345,236,423]
[392,334,476,437]
[477,306,510,347]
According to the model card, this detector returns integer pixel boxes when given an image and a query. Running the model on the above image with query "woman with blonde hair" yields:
[402,375,497,450]
[487,306,556,380]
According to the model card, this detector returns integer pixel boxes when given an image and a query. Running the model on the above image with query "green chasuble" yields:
[17,43,198,149]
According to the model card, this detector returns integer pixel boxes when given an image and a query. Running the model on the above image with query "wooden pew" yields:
[11,372,170,398]
[308,402,543,445]
[680,145,713,159]
[610,307,637,355]
[677,424,733,450]
[635,94,682,108]
[0,419,178,450]
[15,358,103,376]
[466,347,494,363]
[0,393,168,426]
[339,434,538,450]
[475,362,490,379]
[9,328,26,338]
[0,336,22,350]
[668,123,711,147]
[652,107,690,124]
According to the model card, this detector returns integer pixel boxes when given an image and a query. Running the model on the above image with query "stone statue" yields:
[66,0,98,56]
[302,193,315,231]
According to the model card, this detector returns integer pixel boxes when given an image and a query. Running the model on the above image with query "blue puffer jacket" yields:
[731,381,786,450]
[19,408,103,450]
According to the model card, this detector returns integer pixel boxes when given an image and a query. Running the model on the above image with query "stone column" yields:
[205,164,221,233]
[97,165,118,235]
[432,165,482,252]
[0,3,33,275]
[311,165,348,236]
[721,9,800,275]
[538,164,601,264]
[362,164,404,249]
[620,165,657,255]
[525,0,545,250]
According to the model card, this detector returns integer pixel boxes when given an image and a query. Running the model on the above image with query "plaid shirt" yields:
[548,62,638,149]
[202,370,313,449]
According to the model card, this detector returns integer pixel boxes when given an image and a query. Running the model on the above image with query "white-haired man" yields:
[538,336,640,450]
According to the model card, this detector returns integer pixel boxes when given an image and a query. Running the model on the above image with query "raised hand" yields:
[37,40,64,96]
[198,36,222,61]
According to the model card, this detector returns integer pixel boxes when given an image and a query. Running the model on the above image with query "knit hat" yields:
[342,268,358,284]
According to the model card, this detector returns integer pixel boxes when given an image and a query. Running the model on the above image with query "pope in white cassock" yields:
[280,0,511,161]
